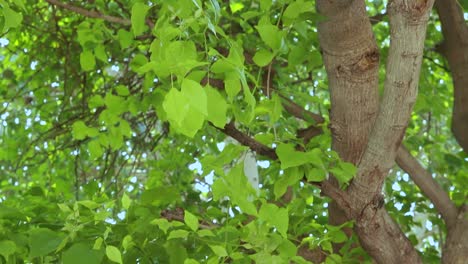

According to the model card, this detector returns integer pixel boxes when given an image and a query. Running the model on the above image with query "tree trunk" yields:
[317,0,434,262]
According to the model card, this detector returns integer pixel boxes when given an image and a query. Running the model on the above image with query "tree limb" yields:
[395,146,458,227]
[46,0,131,25]
[214,121,278,160]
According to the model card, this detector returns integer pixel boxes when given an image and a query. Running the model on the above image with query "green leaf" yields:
[29,228,64,258]
[205,86,228,127]
[224,78,241,100]
[63,243,104,264]
[72,121,99,141]
[115,85,130,96]
[197,229,215,237]
[259,203,289,238]
[88,140,104,159]
[283,0,314,20]
[253,49,274,67]
[182,79,207,116]
[184,210,199,231]
[277,239,297,258]
[0,240,16,259]
[121,193,131,210]
[106,246,122,264]
[2,6,23,31]
[163,80,209,137]
[306,167,327,182]
[209,245,228,257]
[276,144,323,170]
[88,95,105,109]
[94,45,108,62]
[274,167,303,199]
[151,218,171,234]
[131,3,149,36]
[330,162,356,187]
[184,259,200,264]
[104,93,127,115]
[122,235,134,250]
[141,186,180,206]
[167,230,189,240]
[72,121,88,140]
[212,164,258,215]
[80,50,96,71]
[256,24,284,51]
[117,29,133,49]
[93,238,103,250]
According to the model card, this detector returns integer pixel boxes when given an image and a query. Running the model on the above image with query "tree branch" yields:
[46,0,131,25]
[396,146,458,227]
[214,121,278,160]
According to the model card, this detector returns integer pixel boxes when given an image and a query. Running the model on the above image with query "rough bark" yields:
[317,0,434,262]
[346,1,434,262]
[434,0,468,154]
[434,1,468,262]
[316,0,380,245]
[442,205,468,264]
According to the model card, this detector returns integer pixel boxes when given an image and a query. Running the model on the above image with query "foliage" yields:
[0,0,466,263]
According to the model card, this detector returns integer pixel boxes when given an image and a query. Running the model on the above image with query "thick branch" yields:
[215,121,278,160]
[395,146,458,227]
[46,0,131,25]
[434,0,468,153]
[349,0,434,205]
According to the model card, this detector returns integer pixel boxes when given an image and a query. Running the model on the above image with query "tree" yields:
[0,0,466,263]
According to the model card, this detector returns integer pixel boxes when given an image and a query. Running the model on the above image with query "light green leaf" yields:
[88,95,105,109]
[93,237,103,250]
[80,50,96,71]
[63,243,103,264]
[163,82,207,137]
[167,230,189,240]
[121,193,131,210]
[205,86,228,127]
[151,218,171,234]
[78,200,99,209]
[115,85,130,96]
[184,210,199,231]
[2,7,23,31]
[274,167,303,199]
[0,240,16,259]
[94,45,108,62]
[131,3,149,36]
[224,78,241,100]
[72,121,88,140]
[181,79,207,116]
[72,121,98,140]
[104,93,126,115]
[163,88,189,127]
[253,49,274,67]
[256,24,284,51]
[184,259,200,264]
[276,144,310,170]
[277,239,297,258]
[29,228,64,258]
[306,167,327,182]
[117,29,133,49]
[122,235,134,250]
[197,229,215,237]
[88,140,103,159]
[283,0,314,20]
[259,203,289,238]
[106,246,122,264]
[209,245,228,257]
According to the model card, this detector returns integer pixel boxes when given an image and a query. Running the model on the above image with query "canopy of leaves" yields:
[0,0,466,263]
